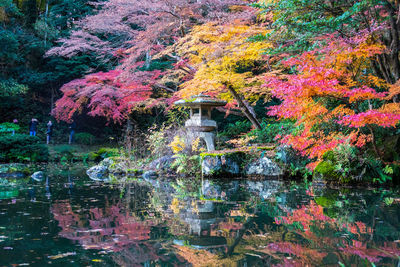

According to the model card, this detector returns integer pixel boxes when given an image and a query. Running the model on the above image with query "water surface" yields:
[0,165,399,266]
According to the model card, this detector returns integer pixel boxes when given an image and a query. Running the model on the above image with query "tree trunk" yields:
[225,83,262,130]
[44,0,49,47]
[125,118,133,155]
[145,49,151,70]
[385,3,400,81]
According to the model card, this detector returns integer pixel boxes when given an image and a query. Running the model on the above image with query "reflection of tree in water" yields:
[51,199,155,251]
[50,179,400,266]
[51,182,159,251]
[234,187,400,266]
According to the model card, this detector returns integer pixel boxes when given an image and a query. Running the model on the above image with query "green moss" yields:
[314,161,341,181]
[322,150,336,161]
[199,196,223,202]
[200,151,245,159]
[97,147,121,159]
[255,146,275,151]
[315,196,336,207]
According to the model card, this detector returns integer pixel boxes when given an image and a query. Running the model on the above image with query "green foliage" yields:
[74,132,95,145]
[52,145,76,162]
[95,147,121,160]
[314,145,358,183]
[171,154,201,176]
[384,197,394,206]
[248,119,295,144]
[314,161,341,181]
[288,162,312,179]
[314,144,398,184]
[219,120,252,138]
[0,79,28,97]
[145,125,169,159]
[0,122,20,135]
[255,0,376,55]
[0,134,48,162]
[0,30,20,63]
[314,196,336,208]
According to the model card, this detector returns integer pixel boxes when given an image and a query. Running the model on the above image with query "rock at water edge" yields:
[31,171,44,182]
[246,157,283,177]
[87,165,109,181]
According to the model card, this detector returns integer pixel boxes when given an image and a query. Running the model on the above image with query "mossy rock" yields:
[0,163,32,178]
[315,196,336,207]
[314,161,341,181]
[127,169,143,175]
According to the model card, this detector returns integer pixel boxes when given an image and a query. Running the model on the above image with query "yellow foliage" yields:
[387,80,400,100]
[379,103,400,114]
[170,198,181,214]
[227,135,256,148]
[168,135,185,154]
[191,137,205,152]
[167,22,272,104]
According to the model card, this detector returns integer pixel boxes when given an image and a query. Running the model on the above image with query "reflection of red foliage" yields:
[275,200,372,236]
[340,240,399,263]
[268,242,327,264]
[273,200,400,264]
[275,201,332,231]
[51,200,154,252]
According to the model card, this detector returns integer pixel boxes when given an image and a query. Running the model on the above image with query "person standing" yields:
[12,119,18,136]
[68,121,76,144]
[29,118,38,136]
[46,120,53,144]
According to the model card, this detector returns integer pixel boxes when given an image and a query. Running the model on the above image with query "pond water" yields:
[0,165,399,266]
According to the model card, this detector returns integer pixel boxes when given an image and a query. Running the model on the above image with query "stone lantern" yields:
[174,94,227,151]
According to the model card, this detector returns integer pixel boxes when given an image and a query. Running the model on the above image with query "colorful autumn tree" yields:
[50,0,257,123]
[264,32,400,169]
[164,21,272,129]
[257,0,400,99]
[52,68,160,123]
[47,0,252,63]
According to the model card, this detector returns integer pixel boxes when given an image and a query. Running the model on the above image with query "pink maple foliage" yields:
[52,69,160,123]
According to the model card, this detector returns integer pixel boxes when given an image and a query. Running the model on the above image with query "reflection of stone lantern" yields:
[174,94,227,151]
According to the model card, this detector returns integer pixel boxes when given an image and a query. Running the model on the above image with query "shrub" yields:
[146,125,169,158]
[52,145,76,162]
[74,132,96,145]
[171,154,201,176]
[248,119,295,144]
[219,120,252,138]
[95,147,121,160]
[0,122,20,136]
[0,134,48,162]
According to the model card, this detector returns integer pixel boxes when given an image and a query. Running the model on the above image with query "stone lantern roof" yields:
[174,94,226,151]
[174,94,227,107]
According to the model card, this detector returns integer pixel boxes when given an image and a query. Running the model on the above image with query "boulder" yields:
[221,156,240,175]
[201,154,240,176]
[202,180,221,199]
[99,157,128,176]
[245,157,283,177]
[0,164,29,179]
[202,156,222,176]
[148,155,174,172]
[31,171,44,182]
[100,157,114,168]
[142,170,158,180]
[87,165,109,181]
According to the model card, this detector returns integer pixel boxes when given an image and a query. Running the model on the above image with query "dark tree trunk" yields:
[225,83,262,130]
